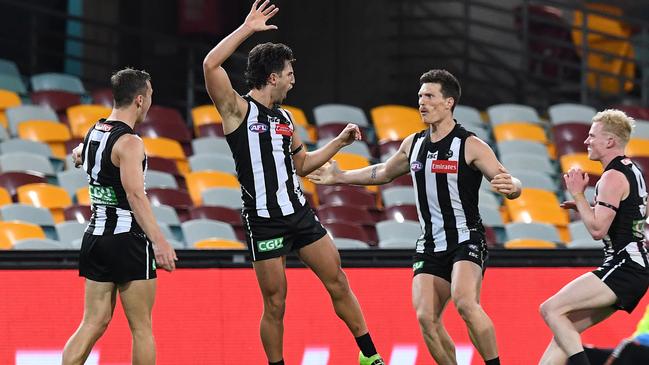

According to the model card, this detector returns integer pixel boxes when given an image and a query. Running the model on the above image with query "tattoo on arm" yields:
[370,166,377,180]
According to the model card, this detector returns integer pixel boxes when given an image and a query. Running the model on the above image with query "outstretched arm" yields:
[307,134,414,186]
[203,0,279,133]
[466,136,522,199]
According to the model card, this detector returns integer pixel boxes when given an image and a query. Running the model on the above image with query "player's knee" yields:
[263,294,286,319]
[416,311,443,332]
[539,299,556,323]
[324,269,350,297]
[453,297,480,320]
[83,313,113,334]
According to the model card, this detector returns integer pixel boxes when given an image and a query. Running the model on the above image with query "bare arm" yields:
[114,135,177,271]
[466,136,522,199]
[203,0,279,134]
[565,168,625,240]
[307,134,414,186]
[292,123,361,176]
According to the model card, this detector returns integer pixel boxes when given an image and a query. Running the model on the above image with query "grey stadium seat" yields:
[313,103,369,127]
[181,219,237,245]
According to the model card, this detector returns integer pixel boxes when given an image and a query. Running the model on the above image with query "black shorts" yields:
[592,254,649,313]
[412,239,488,282]
[79,231,157,284]
[242,205,328,261]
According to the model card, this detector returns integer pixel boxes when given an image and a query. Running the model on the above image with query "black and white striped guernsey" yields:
[81,119,147,235]
[408,122,485,254]
[225,95,306,218]
[596,156,649,267]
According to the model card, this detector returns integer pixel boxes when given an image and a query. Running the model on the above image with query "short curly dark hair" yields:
[111,67,151,108]
[420,69,461,111]
[245,42,295,90]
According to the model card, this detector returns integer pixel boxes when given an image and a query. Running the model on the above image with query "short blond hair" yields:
[592,109,635,144]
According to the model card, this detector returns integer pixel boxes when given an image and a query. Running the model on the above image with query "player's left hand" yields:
[490,166,515,196]
[72,143,84,168]
[335,123,361,147]
[564,167,589,197]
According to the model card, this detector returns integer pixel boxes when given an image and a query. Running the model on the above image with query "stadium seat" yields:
[146,188,193,221]
[371,105,423,142]
[193,238,246,250]
[505,222,562,242]
[0,89,21,129]
[185,171,239,206]
[559,153,603,175]
[0,58,21,77]
[31,73,86,94]
[201,187,242,209]
[0,171,47,199]
[182,219,237,245]
[548,103,597,125]
[0,221,46,249]
[626,138,649,157]
[188,206,244,241]
[55,221,86,248]
[63,204,91,223]
[633,157,649,182]
[454,105,484,126]
[313,103,369,127]
[497,140,551,159]
[191,136,231,156]
[479,205,505,228]
[6,105,59,135]
[91,88,113,108]
[332,238,370,249]
[189,154,237,174]
[197,123,225,138]
[552,123,590,156]
[191,104,222,135]
[333,152,377,192]
[0,186,12,207]
[507,170,557,192]
[504,188,569,227]
[30,90,82,116]
[1,203,56,228]
[67,104,111,138]
[136,121,192,156]
[381,186,416,207]
[567,238,604,249]
[318,186,377,209]
[376,220,421,249]
[145,170,178,189]
[317,138,372,159]
[612,104,649,120]
[142,137,188,173]
[147,156,186,189]
[75,187,90,206]
[57,169,87,197]
[17,183,72,223]
[634,120,649,139]
[0,139,53,158]
[152,204,181,226]
[317,204,377,245]
[17,120,71,158]
[0,74,27,95]
[486,103,541,125]
[0,152,55,176]
[324,221,369,243]
[13,238,65,250]
[281,105,309,128]
[503,238,557,249]
[383,204,419,222]
[316,123,372,144]
[492,122,547,144]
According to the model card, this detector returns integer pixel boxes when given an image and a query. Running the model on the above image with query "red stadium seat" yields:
[318,186,381,222]
[316,122,372,145]
[146,188,193,222]
[322,221,369,243]
[136,122,193,156]
[198,123,226,138]
[63,204,92,223]
[147,156,186,190]
[383,204,419,222]
[188,206,245,241]
[91,88,113,108]
[30,90,82,115]
[552,123,590,156]
[0,171,47,200]
[317,204,377,245]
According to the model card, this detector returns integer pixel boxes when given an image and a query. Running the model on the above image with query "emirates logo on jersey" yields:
[431,160,458,173]
[95,123,114,132]
[249,123,269,133]
[275,124,293,137]
[411,161,423,171]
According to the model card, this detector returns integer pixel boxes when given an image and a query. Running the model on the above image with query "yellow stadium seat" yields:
[142,137,188,174]
[300,177,318,206]
[18,120,71,159]
[0,187,12,207]
[334,152,377,192]
[505,188,569,226]
[185,171,240,205]
[0,221,46,250]
[193,238,246,250]
[75,187,90,206]
[626,139,649,157]
[17,183,72,223]
[0,89,21,129]
[559,153,604,175]
[191,104,222,135]
[370,105,424,142]
[67,104,111,138]
[504,238,557,249]
[492,122,548,144]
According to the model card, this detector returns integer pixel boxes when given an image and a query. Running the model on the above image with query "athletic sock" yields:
[568,351,590,365]
[485,357,500,365]
[355,332,378,357]
[269,360,284,365]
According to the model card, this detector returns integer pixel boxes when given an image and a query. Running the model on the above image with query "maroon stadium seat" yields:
[612,105,649,120]
[147,156,186,189]
[315,184,376,203]
[322,221,369,243]
[0,171,47,200]
[31,90,82,114]
[380,174,413,192]
[146,188,193,221]
[553,123,590,156]
[188,206,245,241]
[317,122,372,144]
[383,204,419,222]
[379,139,403,159]
[91,88,113,108]
[63,204,92,223]
[198,123,226,138]
[317,204,377,245]
[144,105,185,126]
[318,186,381,221]
[136,122,193,156]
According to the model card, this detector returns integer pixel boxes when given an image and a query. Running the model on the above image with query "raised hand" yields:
[564,167,589,197]
[335,123,362,147]
[244,0,280,32]
[490,166,515,196]
[307,160,341,185]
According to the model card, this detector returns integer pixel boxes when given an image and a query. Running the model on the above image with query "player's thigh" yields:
[118,279,157,329]
[544,272,617,314]
[297,234,342,282]
[450,260,484,303]
[253,256,288,299]
[567,306,616,333]
[412,273,452,319]
[83,279,117,324]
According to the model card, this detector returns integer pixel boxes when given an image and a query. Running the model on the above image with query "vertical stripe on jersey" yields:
[269,115,295,216]
[430,150,452,252]
[278,109,306,209]
[446,137,469,244]
[631,164,647,200]
[410,135,430,253]
[145,240,150,279]
[246,103,270,217]
[90,131,110,182]
[104,206,118,234]
[90,205,106,235]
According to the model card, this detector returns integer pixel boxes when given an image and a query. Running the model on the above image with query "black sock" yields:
[485,357,500,365]
[269,360,284,365]
[355,332,378,357]
[568,351,590,365]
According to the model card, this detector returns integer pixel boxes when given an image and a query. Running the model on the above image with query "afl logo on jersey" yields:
[411,161,423,172]
[249,123,269,133]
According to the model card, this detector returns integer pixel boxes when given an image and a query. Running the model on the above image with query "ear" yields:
[446,97,455,110]
[135,94,144,108]
[267,73,278,86]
